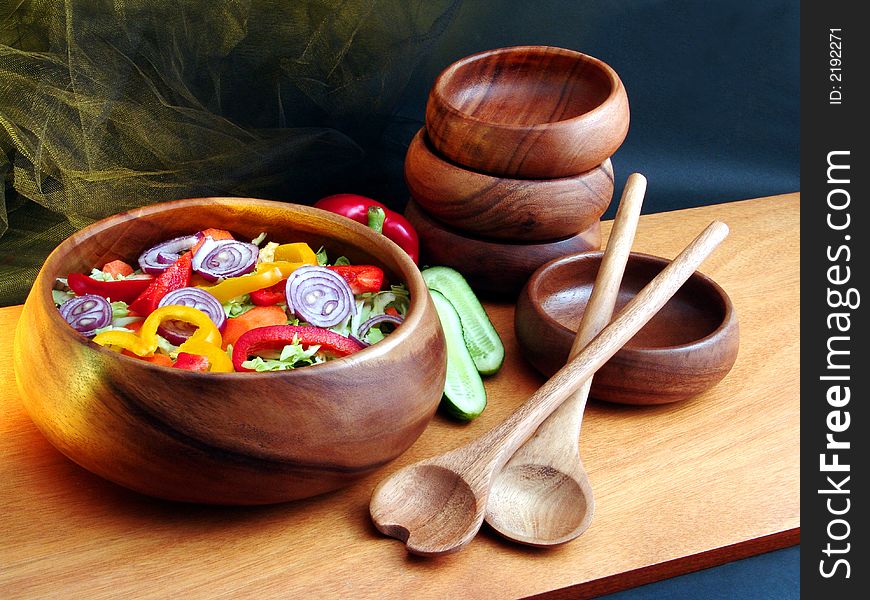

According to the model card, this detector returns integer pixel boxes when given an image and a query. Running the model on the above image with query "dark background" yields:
[1,0,799,305]
[380,0,800,218]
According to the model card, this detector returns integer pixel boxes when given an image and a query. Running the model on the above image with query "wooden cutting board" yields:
[0,193,799,599]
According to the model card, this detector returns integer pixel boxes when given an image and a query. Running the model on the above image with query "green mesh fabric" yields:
[0,0,459,305]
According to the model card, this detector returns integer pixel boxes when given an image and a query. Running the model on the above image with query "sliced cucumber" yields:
[429,289,487,420]
[422,266,505,375]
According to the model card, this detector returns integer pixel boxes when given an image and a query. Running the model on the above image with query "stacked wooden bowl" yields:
[404,46,630,296]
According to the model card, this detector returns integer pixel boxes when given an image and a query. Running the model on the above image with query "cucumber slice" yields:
[429,289,487,420]
[422,266,505,375]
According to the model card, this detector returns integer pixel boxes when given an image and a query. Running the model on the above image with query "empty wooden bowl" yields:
[404,199,601,297]
[13,198,447,504]
[405,129,614,241]
[515,251,738,404]
[425,45,630,179]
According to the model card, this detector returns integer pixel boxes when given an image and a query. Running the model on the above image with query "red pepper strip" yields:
[327,265,384,294]
[313,194,420,264]
[232,325,365,372]
[173,352,210,372]
[67,272,154,304]
[128,253,192,316]
[249,280,286,306]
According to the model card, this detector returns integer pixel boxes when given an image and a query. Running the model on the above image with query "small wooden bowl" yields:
[425,46,630,179]
[515,252,739,404]
[405,199,601,297]
[405,129,614,241]
[13,198,447,504]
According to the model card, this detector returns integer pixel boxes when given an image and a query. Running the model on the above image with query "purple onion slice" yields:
[59,294,112,337]
[348,334,371,348]
[192,238,258,282]
[138,234,201,274]
[285,265,355,328]
[357,314,404,339]
[157,287,227,344]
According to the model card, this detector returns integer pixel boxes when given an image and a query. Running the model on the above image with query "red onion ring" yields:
[138,234,201,274]
[357,314,404,339]
[59,294,112,336]
[157,287,227,345]
[192,238,258,282]
[285,265,355,328]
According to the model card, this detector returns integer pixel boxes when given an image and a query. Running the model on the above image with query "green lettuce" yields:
[240,337,324,371]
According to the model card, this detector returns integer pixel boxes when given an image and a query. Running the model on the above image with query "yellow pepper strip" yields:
[273,242,318,265]
[196,260,304,303]
[93,305,222,357]
[92,329,155,357]
[176,339,234,372]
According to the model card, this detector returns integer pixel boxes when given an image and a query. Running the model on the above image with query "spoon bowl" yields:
[484,173,646,546]
[371,461,482,556]
[486,461,593,546]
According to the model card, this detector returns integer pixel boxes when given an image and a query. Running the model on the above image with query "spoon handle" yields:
[499,174,647,463]
[571,172,647,356]
[558,172,646,432]
[459,220,730,484]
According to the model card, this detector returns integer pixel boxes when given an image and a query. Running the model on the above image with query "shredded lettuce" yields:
[257,241,279,263]
[108,300,143,328]
[241,337,324,371]
[365,328,386,344]
[52,289,76,306]
[251,231,267,246]
[223,295,256,317]
[315,246,329,266]
[156,334,180,358]
[345,283,409,342]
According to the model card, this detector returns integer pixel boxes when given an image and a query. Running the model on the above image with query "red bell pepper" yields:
[232,325,365,372]
[249,280,286,306]
[128,253,192,316]
[327,265,384,294]
[313,194,419,264]
[173,352,210,372]
[67,272,154,303]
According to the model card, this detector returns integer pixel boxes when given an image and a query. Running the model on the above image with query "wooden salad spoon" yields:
[369,218,729,556]
[485,173,646,546]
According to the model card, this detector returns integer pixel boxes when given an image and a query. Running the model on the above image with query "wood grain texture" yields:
[369,221,728,557]
[516,251,739,404]
[12,198,447,504]
[405,199,601,298]
[485,173,647,546]
[425,46,630,179]
[0,194,799,599]
[405,129,614,241]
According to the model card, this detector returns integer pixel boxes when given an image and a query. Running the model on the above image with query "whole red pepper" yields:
[67,272,154,304]
[232,325,365,372]
[313,194,419,264]
[128,253,192,316]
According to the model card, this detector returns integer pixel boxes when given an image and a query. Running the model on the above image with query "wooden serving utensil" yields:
[484,173,646,546]
[369,219,729,556]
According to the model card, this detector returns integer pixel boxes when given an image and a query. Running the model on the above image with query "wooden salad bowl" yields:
[404,199,601,297]
[515,252,739,404]
[405,129,614,241]
[13,198,447,504]
[425,46,630,179]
